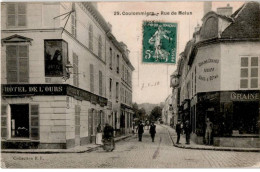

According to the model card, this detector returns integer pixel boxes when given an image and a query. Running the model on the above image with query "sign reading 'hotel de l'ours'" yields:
[1,84,107,106]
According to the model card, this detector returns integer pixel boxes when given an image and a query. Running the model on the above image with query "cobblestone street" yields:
[2,125,260,168]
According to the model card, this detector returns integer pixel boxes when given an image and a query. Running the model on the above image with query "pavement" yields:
[161,124,260,152]
[2,125,260,168]
[1,134,133,154]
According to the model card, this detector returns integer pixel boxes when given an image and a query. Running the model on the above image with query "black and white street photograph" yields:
[0,0,260,168]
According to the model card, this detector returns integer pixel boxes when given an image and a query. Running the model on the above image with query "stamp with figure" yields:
[142,21,177,64]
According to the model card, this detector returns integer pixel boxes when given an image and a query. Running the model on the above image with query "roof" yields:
[221,1,260,39]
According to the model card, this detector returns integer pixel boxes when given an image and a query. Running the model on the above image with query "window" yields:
[122,65,124,79]
[7,3,26,27]
[117,55,119,73]
[71,11,76,37]
[89,25,93,51]
[90,64,94,92]
[109,78,112,99]
[98,35,102,58]
[109,48,112,69]
[6,45,29,83]
[99,71,102,96]
[73,53,79,87]
[240,57,259,88]
[116,82,119,100]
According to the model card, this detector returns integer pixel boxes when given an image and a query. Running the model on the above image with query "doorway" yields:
[10,104,29,138]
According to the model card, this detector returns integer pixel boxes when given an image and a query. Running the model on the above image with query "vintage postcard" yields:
[1,0,260,168]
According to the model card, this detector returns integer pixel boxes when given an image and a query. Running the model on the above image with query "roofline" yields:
[188,37,260,66]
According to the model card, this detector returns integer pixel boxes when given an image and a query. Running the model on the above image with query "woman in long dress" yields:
[96,123,103,145]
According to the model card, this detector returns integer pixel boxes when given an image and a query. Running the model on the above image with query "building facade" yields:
[171,2,260,148]
[1,2,134,149]
[162,94,173,126]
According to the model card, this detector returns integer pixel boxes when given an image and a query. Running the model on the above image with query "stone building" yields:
[1,2,134,149]
[171,2,260,148]
[162,94,173,126]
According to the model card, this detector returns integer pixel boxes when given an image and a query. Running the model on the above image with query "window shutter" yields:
[75,105,80,135]
[88,109,93,136]
[18,45,29,83]
[73,53,78,87]
[90,64,94,92]
[89,25,93,51]
[7,4,16,27]
[30,104,39,140]
[94,110,97,134]
[6,45,18,83]
[99,71,102,96]
[1,105,8,138]
[18,3,26,26]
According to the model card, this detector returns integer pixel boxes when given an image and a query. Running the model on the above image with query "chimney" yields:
[204,1,212,16]
[217,4,233,16]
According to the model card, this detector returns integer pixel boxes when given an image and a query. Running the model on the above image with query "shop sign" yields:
[2,84,108,107]
[198,58,219,82]
[230,92,259,101]
[91,94,98,105]
[2,84,66,95]
[44,40,68,77]
[67,86,91,101]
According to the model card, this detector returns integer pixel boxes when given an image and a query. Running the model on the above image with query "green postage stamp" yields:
[142,21,177,64]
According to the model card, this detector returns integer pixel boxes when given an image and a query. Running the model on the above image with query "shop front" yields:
[194,90,260,148]
[1,84,107,149]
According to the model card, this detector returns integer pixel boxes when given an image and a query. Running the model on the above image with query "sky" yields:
[97,1,245,104]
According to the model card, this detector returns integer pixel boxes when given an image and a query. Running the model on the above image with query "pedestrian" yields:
[184,120,191,144]
[96,123,102,145]
[136,121,144,141]
[205,118,213,145]
[103,123,115,150]
[149,121,156,142]
[175,120,182,144]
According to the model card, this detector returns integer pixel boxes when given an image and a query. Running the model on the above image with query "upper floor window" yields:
[109,78,112,99]
[109,48,112,69]
[7,3,26,27]
[90,64,94,92]
[116,82,119,100]
[6,45,29,83]
[98,36,102,58]
[99,71,103,96]
[240,56,259,88]
[89,25,93,51]
[116,55,119,73]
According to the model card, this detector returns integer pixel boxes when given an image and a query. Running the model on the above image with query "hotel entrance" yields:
[233,101,259,134]
[10,104,29,138]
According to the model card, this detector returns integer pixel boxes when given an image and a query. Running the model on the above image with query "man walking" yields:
[149,122,156,142]
[137,121,144,142]
[184,120,191,144]
[205,118,213,145]
[175,120,182,144]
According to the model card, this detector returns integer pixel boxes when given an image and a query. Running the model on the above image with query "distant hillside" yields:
[138,103,162,115]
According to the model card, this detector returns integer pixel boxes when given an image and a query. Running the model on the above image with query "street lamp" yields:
[62,61,73,81]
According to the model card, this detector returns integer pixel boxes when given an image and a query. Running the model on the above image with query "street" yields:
[2,125,260,168]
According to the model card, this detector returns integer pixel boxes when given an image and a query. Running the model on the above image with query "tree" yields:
[150,106,162,122]
[138,108,146,121]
